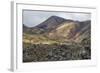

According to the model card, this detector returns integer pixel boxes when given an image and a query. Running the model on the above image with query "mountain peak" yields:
[49,15,65,19]
[35,16,67,31]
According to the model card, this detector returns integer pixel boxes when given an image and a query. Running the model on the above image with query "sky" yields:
[23,10,91,27]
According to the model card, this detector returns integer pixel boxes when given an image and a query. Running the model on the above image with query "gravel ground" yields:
[23,44,91,62]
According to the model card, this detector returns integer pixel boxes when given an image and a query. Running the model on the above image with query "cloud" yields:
[23,10,91,27]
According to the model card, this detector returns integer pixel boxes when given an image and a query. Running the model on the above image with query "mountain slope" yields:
[34,16,73,32]
[23,16,91,43]
[47,20,90,43]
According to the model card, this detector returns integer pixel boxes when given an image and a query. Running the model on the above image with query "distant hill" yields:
[23,16,91,43]
[35,16,70,31]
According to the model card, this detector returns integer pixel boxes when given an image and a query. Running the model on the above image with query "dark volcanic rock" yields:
[23,44,91,62]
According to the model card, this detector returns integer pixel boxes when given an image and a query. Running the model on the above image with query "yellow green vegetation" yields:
[23,33,61,44]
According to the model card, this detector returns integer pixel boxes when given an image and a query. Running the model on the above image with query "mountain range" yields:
[23,16,91,44]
